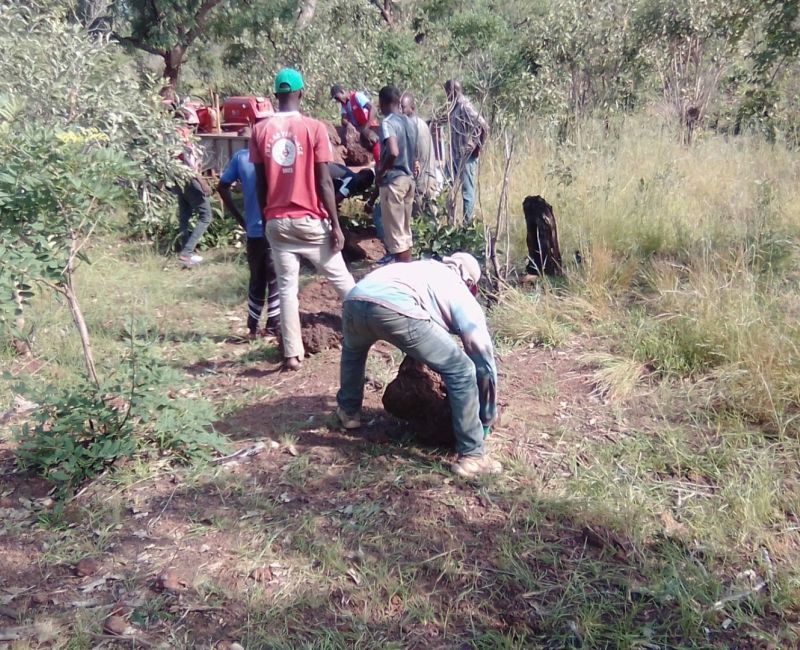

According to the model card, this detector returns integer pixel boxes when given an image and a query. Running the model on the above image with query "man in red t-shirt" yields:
[331,84,381,165]
[250,68,355,371]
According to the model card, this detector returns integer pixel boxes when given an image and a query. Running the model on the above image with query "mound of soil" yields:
[326,122,347,166]
[297,279,343,355]
[382,357,455,446]
[342,230,385,264]
[326,122,372,166]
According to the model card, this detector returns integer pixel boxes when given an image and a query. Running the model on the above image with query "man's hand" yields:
[330,224,345,252]
[413,160,421,177]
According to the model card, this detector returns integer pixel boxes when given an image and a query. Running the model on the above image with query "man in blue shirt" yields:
[335,253,501,478]
[218,143,280,339]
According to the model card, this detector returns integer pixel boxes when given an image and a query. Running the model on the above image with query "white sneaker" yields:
[451,454,502,478]
[179,253,203,266]
[336,406,361,429]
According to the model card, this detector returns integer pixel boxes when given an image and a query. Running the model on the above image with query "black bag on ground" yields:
[524,195,563,276]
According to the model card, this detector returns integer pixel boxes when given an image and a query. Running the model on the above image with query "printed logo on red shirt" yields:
[273,137,297,167]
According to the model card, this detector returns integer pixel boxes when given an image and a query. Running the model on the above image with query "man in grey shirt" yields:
[401,92,439,219]
[375,85,418,263]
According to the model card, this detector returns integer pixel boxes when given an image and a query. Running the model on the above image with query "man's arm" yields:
[254,163,267,221]
[463,330,498,428]
[217,181,246,230]
[442,285,498,428]
[360,102,377,135]
[477,114,489,149]
[375,135,398,186]
[469,103,489,153]
[315,162,344,252]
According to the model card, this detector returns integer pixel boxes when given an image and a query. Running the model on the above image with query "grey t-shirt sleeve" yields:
[381,117,397,143]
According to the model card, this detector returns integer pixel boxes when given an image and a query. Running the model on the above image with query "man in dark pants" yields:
[175,107,213,266]
[218,138,280,339]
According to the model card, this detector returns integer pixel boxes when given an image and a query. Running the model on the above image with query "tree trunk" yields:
[163,45,186,95]
[63,272,100,389]
[62,235,100,388]
[296,0,318,29]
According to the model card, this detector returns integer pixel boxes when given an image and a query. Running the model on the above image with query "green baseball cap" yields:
[274,68,304,94]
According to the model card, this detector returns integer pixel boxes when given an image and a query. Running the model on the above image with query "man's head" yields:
[442,252,481,295]
[330,84,347,105]
[378,85,401,117]
[274,68,304,110]
[400,92,416,117]
[444,79,462,102]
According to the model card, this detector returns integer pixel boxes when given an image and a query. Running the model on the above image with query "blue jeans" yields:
[337,300,485,456]
[372,201,385,245]
[459,154,479,224]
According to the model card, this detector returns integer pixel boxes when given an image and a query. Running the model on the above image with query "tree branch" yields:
[184,0,225,47]
[111,31,166,57]
[370,0,393,26]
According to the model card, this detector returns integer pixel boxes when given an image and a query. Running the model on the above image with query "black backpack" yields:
[524,195,563,276]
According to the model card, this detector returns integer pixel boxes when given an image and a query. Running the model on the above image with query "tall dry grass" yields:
[483,116,800,433]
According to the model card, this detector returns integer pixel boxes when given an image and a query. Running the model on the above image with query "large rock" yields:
[382,357,455,446]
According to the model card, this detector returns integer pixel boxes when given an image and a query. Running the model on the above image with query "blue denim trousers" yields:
[459,154,479,224]
[336,300,485,456]
[372,201,385,244]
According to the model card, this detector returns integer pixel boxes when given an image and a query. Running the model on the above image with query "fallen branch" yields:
[211,442,266,465]
[711,580,766,611]
[92,633,153,647]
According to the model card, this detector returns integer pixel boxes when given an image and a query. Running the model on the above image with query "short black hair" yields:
[379,85,401,105]
[330,84,345,98]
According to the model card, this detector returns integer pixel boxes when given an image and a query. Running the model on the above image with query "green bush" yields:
[413,218,486,261]
[14,349,228,495]
[15,379,138,491]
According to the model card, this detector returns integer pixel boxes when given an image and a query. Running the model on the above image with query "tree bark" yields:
[296,0,318,29]
[163,45,186,94]
[63,271,100,389]
[371,0,393,26]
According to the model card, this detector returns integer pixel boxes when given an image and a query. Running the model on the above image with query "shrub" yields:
[413,218,486,262]
[15,348,228,495]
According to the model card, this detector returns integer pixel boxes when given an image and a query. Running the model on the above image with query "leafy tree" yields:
[632,0,754,140]
[0,3,184,384]
[109,0,228,93]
